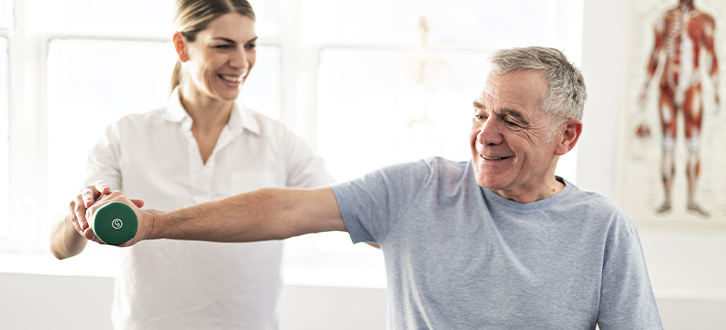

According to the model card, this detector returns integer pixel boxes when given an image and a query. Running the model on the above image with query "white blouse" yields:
[84,88,334,330]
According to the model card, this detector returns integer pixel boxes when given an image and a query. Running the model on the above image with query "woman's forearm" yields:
[50,212,88,259]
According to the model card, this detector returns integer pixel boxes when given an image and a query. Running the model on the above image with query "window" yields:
[306,0,583,184]
[0,36,8,237]
[4,0,584,284]
[4,0,283,256]
[317,48,488,181]
[0,0,11,239]
[45,39,282,224]
[0,0,10,29]
[45,38,175,223]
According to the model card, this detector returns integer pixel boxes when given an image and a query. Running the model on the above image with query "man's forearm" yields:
[148,187,346,243]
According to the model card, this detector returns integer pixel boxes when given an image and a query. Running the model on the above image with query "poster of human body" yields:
[619,0,726,229]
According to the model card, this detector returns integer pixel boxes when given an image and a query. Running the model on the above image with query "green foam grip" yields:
[91,202,138,246]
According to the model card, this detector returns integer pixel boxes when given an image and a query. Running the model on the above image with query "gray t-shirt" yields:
[332,157,662,329]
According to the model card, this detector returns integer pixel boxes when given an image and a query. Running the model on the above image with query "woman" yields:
[49,1,334,329]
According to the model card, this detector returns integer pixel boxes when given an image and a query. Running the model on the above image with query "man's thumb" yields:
[130,199,145,208]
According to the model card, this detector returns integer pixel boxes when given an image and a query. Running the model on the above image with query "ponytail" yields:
[169,60,182,97]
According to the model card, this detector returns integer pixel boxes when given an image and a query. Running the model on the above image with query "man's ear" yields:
[555,119,583,156]
[173,32,189,62]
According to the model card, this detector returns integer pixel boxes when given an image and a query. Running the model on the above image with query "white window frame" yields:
[0,27,8,239]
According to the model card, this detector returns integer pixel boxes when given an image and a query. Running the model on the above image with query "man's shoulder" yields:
[350,157,469,192]
[412,157,472,186]
[561,184,637,239]
[427,156,470,175]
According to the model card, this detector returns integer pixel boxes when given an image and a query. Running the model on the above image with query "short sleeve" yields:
[597,224,663,329]
[282,129,336,189]
[83,121,122,190]
[331,159,434,244]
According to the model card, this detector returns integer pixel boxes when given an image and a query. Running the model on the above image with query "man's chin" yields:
[474,177,502,191]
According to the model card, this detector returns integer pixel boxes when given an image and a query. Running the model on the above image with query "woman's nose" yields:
[230,47,249,71]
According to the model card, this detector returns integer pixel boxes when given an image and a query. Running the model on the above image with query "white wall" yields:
[0,273,387,330]
[578,0,726,327]
[2,272,722,330]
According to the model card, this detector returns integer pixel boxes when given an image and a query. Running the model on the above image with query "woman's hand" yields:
[68,180,112,237]
[82,190,152,246]
[70,181,146,243]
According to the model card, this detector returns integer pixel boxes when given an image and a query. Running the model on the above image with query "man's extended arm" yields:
[80,187,346,245]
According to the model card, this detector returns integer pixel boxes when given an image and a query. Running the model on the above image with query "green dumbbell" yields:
[90,202,138,246]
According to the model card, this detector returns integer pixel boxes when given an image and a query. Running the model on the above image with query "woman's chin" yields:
[214,88,242,102]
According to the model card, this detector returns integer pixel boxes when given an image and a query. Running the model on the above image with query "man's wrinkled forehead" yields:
[477,70,547,108]
[480,72,501,97]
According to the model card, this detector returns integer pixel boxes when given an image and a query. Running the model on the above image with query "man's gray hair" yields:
[488,47,587,127]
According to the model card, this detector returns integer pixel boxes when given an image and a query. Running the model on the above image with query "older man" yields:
[75,47,663,329]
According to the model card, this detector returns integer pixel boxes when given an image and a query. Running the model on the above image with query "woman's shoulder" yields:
[112,107,169,129]
[239,106,294,138]
[243,107,286,128]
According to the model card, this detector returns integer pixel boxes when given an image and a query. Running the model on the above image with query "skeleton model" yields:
[639,0,720,216]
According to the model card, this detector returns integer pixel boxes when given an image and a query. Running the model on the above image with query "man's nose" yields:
[478,118,504,146]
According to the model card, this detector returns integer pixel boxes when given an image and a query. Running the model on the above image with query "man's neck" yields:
[490,178,565,204]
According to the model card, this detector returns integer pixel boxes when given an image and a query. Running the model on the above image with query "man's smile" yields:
[480,154,511,161]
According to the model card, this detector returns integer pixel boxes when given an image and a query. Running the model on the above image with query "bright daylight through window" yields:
[2,0,583,286]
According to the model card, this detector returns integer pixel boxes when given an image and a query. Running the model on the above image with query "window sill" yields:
[0,250,388,289]
[0,250,120,278]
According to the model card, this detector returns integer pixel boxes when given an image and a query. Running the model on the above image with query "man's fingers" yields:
[82,227,102,244]
[130,198,145,208]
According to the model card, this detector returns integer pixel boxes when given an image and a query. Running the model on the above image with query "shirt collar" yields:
[162,87,261,135]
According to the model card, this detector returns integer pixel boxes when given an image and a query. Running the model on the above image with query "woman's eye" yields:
[215,44,232,49]
[246,43,256,50]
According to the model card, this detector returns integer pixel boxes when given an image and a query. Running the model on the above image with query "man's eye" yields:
[215,45,232,49]
[246,43,257,50]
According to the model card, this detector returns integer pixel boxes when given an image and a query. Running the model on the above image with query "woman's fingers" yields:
[72,181,114,235]
[73,194,89,231]
[68,199,80,232]
[81,187,96,208]
[81,181,111,208]
[86,190,125,221]
[94,181,111,196]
